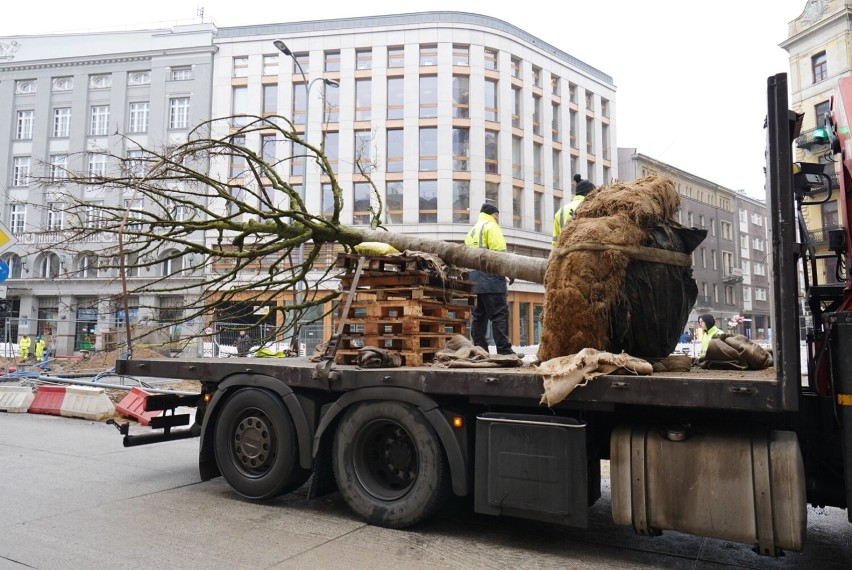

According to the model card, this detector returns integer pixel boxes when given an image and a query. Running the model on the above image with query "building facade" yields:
[0,25,216,354]
[0,13,617,353]
[781,0,850,292]
[617,148,769,338]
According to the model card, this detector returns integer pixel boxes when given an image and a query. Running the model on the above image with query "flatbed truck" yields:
[112,74,852,556]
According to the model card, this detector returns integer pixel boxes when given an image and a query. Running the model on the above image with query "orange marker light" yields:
[203,393,212,403]
[452,416,464,428]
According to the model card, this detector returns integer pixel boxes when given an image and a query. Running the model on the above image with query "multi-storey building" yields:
[0,13,617,354]
[617,148,769,338]
[782,0,850,291]
[0,25,216,354]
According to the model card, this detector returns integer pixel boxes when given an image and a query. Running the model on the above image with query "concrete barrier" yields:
[115,387,160,426]
[0,386,35,413]
[59,385,115,421]
[29,385,66,415]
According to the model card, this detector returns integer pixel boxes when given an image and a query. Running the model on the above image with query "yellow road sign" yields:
[0,219,17,254]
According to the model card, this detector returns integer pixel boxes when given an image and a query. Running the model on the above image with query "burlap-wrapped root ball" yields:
[537,176,705,362]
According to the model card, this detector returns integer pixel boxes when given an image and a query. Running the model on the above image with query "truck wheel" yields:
[332,401,450,528]
[214,388,309,500]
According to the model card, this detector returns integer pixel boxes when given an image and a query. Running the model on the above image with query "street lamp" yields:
[274,40,339,356]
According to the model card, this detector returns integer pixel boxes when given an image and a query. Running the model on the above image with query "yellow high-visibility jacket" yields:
[552,195,586,246]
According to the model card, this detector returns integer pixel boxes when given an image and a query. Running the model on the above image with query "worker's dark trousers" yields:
[472,293,513,354]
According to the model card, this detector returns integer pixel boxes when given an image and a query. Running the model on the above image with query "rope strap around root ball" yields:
[555,242,692,267]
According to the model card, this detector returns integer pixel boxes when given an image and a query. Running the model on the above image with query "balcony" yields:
[795,127,830,150]
[722,268,743,284]
[807,224,845,246]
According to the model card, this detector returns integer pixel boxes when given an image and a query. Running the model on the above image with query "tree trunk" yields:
[335,227,548,284]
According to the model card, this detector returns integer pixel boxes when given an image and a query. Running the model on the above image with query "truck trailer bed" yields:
[116,357,781,411]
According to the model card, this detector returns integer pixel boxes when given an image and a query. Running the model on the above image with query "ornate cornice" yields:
[0,54,152,73]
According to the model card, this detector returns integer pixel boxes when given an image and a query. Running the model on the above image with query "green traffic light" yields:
[813,127,829,143]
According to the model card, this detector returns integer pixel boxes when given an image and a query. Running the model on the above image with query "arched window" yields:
[79,254,99,278]
[38,253,61,279]
[160,249,183,277]
[1,253,22,279]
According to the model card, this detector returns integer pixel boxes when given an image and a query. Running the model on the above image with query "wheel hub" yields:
[234,416,272,471]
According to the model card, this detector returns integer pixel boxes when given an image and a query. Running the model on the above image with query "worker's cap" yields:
[573,173,583,183]
[36,336,41,340]
[480,203,499,215]
[575,180,595,196]
[699,314,715,328]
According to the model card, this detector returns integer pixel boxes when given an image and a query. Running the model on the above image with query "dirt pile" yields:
[537,175,704,362]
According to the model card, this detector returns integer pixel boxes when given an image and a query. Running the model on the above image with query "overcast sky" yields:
[2,0,809,198]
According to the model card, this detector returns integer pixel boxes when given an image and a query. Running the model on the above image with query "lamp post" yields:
[274,40,339,356]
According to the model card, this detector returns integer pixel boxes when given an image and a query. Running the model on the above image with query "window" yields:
[815,100,830,128]
[484,79,498,121]
[15,80,36,95]
[601,124,610,160]
[512,85,522,128]
[85,201,104,229]
[89,74,111,89]
[261,135,277,165]
[725,285,735,305]
[323,85,340,123]
[290,141,306,177]
[49,154,67,181]
[512,136,523,179]
[388,47,404,68]
[452,128,470,172]
[484,48,498,71]
[552,149,562,189]
[169,97,190,129]
[12,157,30,186]
[485,130,499,174]
[812,51,828,83]
[353,131,372,173]
[510,57,521,78]
[161,251,184,277]
[452,76,470,118]
[533,143,543,184]
[324,50,340,72]
[569,110,578,148]
[356,49,372,70]
[387,130,404,173]
[170,67,192,81]
[128,102,149,133]
[721,220,732,240]
[229,135,246,178]
[752,237,765,251]
[10,204,26,234]
[534,192,543,232]
[419,180,437,222]
[711,249,717,270]
[387,77,404,120]
[453,44,469,66]
[419,76,437,118]
[568,82,577,104]
[47,203,64,231]
[90,105,110,136]
[419,44,437,67]
[754,262,766,276]
[601,98,610,118]
[263,84,278,115]
[52,76,74,91]
[232,86,248,126]
[452,181,470,223]
[53,107,71,137]
[700,247,706,268]
[419,128,437,171]
[713,284,719,303]
[739,209,748,223]
[292,85,306,126]
[755,287,768,301]
[233,56,249,77]
[532,95,542,135]
[16,110,33,139]
[585,116,594,153]
[743,286,751,303]
[40,253,61,279]
[486,182,499,207]
[386,182,403,223]
[87,153,106,178]
[321,183,335,219]
[324,131,339,174]
[355,79,372,121]
[751,212,763,226]
[512,187,523,228]
[585,90,594,111]
[722,251,734,275]
[551,74,560,95]
[292,53,309,77]
[822,200,839,227]
[532,66,541,87]
[552,102,561,142]
[353,182,372,224]
[699,215,705,228]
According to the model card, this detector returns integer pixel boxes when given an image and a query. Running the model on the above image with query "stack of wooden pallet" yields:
[334,253,475,366]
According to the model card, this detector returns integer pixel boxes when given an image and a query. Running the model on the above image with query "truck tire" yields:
[214,388,309,500]
[332,401,450,528]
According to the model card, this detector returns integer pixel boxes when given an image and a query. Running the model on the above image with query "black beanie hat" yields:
[573,173,582,183]
[480,203,499,215]
[699,314,715,329]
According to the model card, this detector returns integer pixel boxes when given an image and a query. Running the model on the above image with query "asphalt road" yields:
[1,411,850,570]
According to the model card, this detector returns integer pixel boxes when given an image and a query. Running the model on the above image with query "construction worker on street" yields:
[18,332,32,360]
[464,203,514,356]
[34,336,46,362]
[552,174,595,246]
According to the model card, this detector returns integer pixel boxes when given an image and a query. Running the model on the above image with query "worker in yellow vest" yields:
[18,333,32,360]
[34,336,46,361]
